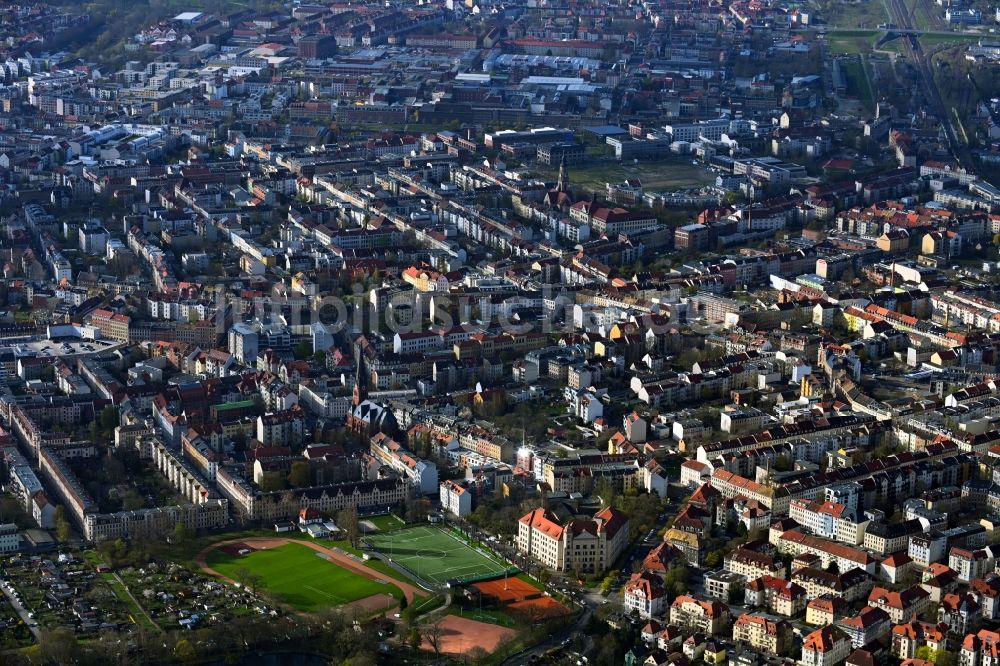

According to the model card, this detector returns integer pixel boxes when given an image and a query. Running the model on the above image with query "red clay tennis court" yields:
[422,615,516,655]
[472,576,541,603]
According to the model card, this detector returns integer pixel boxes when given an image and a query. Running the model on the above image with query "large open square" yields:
[366,526,514,586]
[203,540,405,612]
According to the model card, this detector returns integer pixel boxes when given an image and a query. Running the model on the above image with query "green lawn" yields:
[366,514,406,532]
[840,58,875,111]
[206,542,403,612]
[877,37,905,53]
[536,160,715,193]
[826,30,879,54]
[920,33,987,47]
[822,1,888,28]
[366,526,514,586]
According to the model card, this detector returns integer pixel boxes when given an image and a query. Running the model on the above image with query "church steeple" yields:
[353,344,368,406]
[556,154,569,193]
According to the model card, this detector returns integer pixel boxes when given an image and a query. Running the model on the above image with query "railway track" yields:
[883,0,973,166]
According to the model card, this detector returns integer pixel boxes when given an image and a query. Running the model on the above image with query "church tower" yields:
[556,154,569,193]
[353,344,368,406]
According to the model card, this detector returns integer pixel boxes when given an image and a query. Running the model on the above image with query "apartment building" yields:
[669,595,731,635]
[868,585,931,624]
[725,547,787,580]
[732,613,792,655]
[891,617,949,660]
[950,546,1000,583]
[439,479,472,517]
[89,308,131,342]
[256,408,305,447]
[624,571,668,619]
[773,527,880,576]
[839,606,892,647]
[959,628,1000,666]
[745,576,807,616]
[970,577,1000,621]
[807,596,849,626]
[864,519,924,556]
[939,592,982,635]
[792,567,875,602]
[0,523,18,553]
[800,626,852,666]
[370,432,438,494]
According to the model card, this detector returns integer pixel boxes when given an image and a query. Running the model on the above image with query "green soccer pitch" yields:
[365,525,513,586]
[205,542,402,612]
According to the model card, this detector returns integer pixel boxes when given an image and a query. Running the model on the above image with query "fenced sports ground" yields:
[203,541,404,612]
[365,525,515,586]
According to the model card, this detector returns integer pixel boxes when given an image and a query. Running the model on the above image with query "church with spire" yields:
[352,344,368,407]
[347,339,397,437]
[545,154,573,211]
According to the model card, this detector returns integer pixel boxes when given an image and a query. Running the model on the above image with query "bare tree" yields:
[235,567,251,590]
[337,505,360,548]
[466,646,489,663]
[423,621,446,658]
[246,573,264,597]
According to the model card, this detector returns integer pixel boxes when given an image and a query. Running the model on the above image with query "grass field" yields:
[839,58,875,111]
[825,30,880,54]
[919,33,986,47]
[877,36,905,53]
[821,0,888,28]
[366,526,513,586]
[205,542,403,612]
[367,514,406,532]
[536,159,715,193]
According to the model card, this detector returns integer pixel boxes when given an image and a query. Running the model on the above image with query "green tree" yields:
[54,505,72,542]
[401,603,416,629]
[663,566,690,600]
[99,406,120,432]
[293,340,312,359]
[103,454,126,484]
[599,570,619,593]
[935,650,958,666]
[288,461,313,488]
[171,521,191,546]
[174,638,196,663]
[122,490,145,511]
[258,472,287,492]
[704,549,725,568]
[39,627,79,664]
